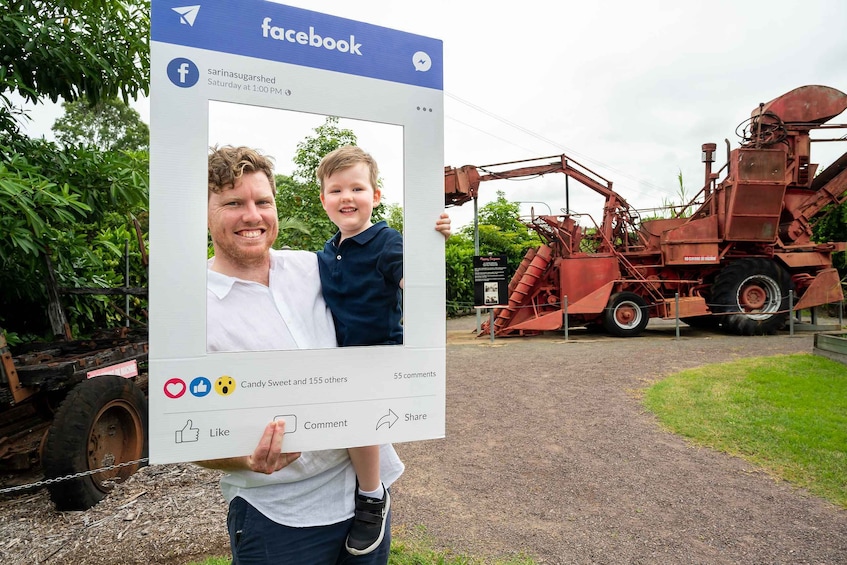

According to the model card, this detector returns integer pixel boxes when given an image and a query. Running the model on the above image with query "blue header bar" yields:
[152,1,443,90]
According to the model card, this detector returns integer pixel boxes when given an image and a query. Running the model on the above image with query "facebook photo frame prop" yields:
[149,1,445,464]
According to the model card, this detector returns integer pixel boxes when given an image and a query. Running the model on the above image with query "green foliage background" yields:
[445,191,541,316]
[1,0,845,341]
[0,0,150,341]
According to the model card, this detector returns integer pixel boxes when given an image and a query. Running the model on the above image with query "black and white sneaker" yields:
[345,487,390,555]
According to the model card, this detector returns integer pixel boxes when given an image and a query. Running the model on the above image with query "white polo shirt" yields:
[206,249,404,527]
[207,248,337,351]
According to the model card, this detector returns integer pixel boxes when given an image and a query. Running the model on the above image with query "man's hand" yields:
[246,420,301,474]
[435,212,451,238]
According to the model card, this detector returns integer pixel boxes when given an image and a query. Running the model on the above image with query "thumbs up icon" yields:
[175,419,200,443]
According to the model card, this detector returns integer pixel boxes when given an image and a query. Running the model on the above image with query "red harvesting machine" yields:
[444,85,847,337]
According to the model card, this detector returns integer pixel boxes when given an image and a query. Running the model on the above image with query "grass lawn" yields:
[643,352,847,507]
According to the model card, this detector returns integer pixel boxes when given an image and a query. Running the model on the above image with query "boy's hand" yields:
[435,212,451,238]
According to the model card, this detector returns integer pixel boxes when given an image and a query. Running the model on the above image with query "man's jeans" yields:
[227,497,391,565]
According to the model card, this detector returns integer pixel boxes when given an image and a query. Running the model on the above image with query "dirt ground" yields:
[1,317,846,564]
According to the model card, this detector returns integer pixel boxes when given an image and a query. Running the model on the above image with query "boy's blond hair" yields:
[316,145,379,194]
[208,145,275,197]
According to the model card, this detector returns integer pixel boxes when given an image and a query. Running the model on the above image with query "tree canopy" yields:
[1,0,149,136]
[52,98,149,151]
[0,0,150,340]
[446,192,541,315]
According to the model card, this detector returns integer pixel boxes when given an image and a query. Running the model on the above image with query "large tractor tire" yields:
[709,258,791,336]
[680,315,720,330]
[42,375,148,510]
[603,292,650,337]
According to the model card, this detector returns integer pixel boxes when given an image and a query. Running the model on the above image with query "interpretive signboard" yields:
[473,255,509,307]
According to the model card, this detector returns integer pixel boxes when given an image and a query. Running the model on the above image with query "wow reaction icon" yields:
[215,376,236,396]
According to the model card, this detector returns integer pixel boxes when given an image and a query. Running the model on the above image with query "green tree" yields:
[0,140,149,338]
[463,191,539,262]
[446,192,541,315]
[813,203,847,279]
[476,190,524,231]
[385,202,404,233]
[52,98,149,151]
[445,235,476,316]
[0,0,148,137]
[271,174,312,251]
[0,0,150,339]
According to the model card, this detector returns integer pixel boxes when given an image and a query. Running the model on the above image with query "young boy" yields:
[316,145,450,555]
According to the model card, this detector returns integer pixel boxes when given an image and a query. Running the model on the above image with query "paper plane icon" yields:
[172,5,200,27]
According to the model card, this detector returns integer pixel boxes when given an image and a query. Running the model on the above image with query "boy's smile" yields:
[320,162,381,242]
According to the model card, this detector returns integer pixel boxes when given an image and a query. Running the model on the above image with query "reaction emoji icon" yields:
[164,377,186,399]
[214,375,236,396]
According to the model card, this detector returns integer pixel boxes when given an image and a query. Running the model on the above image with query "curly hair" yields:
[208,145,275,196]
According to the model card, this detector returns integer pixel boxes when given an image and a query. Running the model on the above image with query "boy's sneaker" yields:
[345,487,390,555]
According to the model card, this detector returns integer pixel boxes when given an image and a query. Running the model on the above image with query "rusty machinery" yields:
[444,85,847,337]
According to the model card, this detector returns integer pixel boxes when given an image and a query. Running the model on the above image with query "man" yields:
[198,145,404,564]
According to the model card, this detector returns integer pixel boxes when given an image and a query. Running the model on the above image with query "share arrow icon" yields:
[376,409,399,430]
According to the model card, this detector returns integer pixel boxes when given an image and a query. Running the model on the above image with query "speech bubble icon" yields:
[412,51,432,72]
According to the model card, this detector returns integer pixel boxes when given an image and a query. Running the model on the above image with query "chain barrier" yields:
[448,298,832,315]
[0,457,149,496]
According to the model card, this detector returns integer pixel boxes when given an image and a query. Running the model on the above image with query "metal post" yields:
[563,295,569,341]
[489,309,495,343]
[789,290,794,336]
[675,292,680,341]
[474,196,481,333]
[124,239,131,327]
[840,299,844,329]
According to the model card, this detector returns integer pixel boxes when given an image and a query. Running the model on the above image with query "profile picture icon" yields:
[214,376,236,396]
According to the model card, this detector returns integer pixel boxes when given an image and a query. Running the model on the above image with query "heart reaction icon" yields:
[164,378,187,398]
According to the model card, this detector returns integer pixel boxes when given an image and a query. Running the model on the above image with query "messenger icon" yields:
[412,51,432,72]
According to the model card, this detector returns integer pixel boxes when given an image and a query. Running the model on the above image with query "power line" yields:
[444,91,676,199]
[445,114,540,156]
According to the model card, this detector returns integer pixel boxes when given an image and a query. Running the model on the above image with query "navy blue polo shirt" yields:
[317,221,403,346]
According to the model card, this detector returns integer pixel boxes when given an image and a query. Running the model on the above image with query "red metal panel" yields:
[509,308,565,332]
[776,251,833,269]
[756,85,847,124]
[662,215,720,265]
[725,149,787,241]
[661,296,709,319]
[559,256,619,304]
[566,281,615,315]
[794,268,844,310]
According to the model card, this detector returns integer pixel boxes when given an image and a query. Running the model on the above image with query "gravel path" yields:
[1,318,845,564]
[392,317,847,564]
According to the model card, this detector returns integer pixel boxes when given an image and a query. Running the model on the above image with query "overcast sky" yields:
[16,0,847,228]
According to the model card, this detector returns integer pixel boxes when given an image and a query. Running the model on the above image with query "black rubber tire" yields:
[42,376,148,510]
[680,315,720,330]
[603,292,650,337]
[709,258,791,336]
